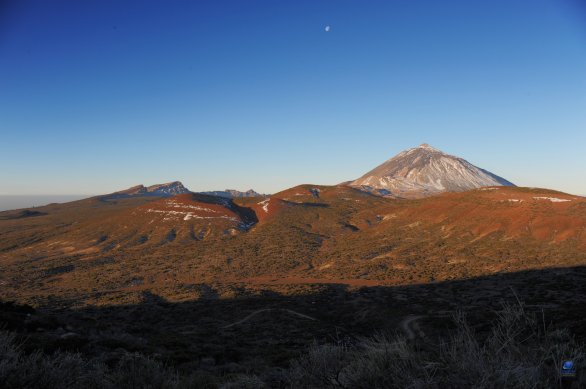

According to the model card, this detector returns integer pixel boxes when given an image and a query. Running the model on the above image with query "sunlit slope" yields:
[317,186,586,282]
[0,185,585,305]
[0,193,256,254]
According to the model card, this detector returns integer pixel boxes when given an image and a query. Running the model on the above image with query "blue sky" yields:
[1,0,585,195]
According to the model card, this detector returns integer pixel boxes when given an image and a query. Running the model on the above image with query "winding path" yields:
[222,308,317,329]
[399,315,425,340]
[222,308,427,340]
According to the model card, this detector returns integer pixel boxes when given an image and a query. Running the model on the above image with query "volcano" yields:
[351,144,514,198]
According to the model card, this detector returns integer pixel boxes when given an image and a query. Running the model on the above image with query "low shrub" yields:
[0,300,583,388]
[275,301,585,388]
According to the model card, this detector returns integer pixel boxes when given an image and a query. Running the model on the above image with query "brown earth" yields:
[2,186,586,381]
[1,185,585,307]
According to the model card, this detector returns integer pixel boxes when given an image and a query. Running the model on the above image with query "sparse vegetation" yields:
[0,300,583,388]
[1,186,586,387]
[282,305,584,388]
[1,186,585,306]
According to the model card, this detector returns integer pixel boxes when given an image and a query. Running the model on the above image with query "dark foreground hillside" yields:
[2,266,586,388]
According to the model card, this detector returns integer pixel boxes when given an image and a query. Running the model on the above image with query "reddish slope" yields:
[366,187,585,245]
[0,193,255,260]
[248,197,290,222]
[135,194,241,223]
[86,193,255,248]
[245,185,386,223]
[1,185,586,306]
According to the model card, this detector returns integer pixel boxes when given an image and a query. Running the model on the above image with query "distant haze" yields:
[0,195,92,212]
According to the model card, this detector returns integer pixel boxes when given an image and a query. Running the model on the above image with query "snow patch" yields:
[165,200,216,213]
[258,199,270,213]
[352,146,513,195]
[145,209,237,221]
[533,197,571,203]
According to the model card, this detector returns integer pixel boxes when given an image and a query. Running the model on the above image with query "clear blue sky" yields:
[1,0,585,195]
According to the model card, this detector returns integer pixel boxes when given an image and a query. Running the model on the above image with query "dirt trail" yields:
[223,309,427,339]
[222,308,317,329]
[400,315,425,340]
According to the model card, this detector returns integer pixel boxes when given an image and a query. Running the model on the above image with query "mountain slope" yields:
[109,181,191,198]
[1,184,585,306]
[351,144,514,198]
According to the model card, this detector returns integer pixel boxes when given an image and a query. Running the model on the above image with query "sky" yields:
[1,0,585,196]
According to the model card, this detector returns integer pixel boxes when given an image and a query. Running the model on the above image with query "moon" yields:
[325,25,331,32]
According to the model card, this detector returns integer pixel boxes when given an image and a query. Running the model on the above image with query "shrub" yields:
[0,331,105,389]
[1,299,584,388]
[272,300,585,388]
[288,343,349,387]
[109,353,178,389]
[219,374,266,389]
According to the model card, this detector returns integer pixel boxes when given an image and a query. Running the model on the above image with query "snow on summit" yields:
[351,144,515,198]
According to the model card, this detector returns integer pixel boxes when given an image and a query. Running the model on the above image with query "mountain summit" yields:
[351,144,514,198]
[112,181,191,197]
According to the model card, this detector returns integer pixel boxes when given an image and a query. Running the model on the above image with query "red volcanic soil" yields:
[252,185,381,221]
[344,187,586,255]
[383,187,585,245]
[274,184,370,201]
[250,198,290,222]
[1,184,586,308]
[135,193,241,222]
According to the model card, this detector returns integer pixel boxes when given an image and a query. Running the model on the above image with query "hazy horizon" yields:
[0,195,94,212]
[2,0,585,195]
[1,175,585,213]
